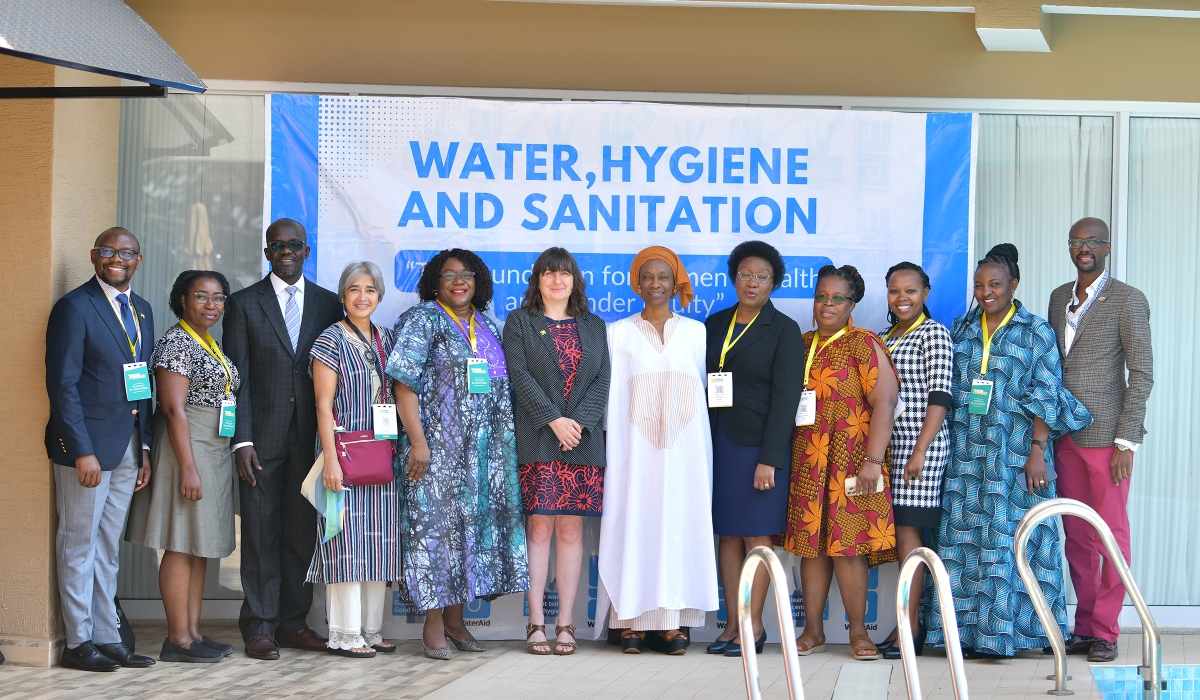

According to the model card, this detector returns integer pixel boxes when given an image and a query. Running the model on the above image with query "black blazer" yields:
[502,308,610,467]
[45,278,155,470]
[222,276,344,461]
[704,301,805,470]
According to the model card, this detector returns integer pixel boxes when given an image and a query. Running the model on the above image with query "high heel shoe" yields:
[706,638,734,654]
[445,631,484,652]
[723,630,767,657]
[422,642,452,660]
[882,624,925,660]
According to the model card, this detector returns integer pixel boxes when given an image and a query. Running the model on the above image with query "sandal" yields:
[644,629,688,656]
[328,646,377,658]
[849,633,880,661]
[526,624,552,655]
[621,629,645,654]
[553,624,577,656]
[795,631,827,656]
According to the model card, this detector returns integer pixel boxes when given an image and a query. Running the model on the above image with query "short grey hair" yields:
[338,261,386,301]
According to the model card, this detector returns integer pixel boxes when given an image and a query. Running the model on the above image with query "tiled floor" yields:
[0,629,1195,699]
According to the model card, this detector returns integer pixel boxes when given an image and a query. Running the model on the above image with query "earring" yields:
[636,287,641,293]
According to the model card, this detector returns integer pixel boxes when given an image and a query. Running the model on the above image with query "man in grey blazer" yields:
[1047,217,1153,663]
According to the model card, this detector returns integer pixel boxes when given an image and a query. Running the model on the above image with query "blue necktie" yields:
[116,293,139,358]
[284,285,300,351]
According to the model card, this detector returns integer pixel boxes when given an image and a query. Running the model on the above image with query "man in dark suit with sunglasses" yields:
[223,218,344,660]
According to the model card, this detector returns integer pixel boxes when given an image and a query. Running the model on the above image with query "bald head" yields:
[1069,217,1109,239]
[265,218,306,243]
[91,227,142,290]
[1068,217,1110,276]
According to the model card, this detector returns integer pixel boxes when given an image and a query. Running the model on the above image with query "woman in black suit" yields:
[502,247,610,657]
[704,240,806,657]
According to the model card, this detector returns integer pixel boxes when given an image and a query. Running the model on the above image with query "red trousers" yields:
[1055,434,1132,643]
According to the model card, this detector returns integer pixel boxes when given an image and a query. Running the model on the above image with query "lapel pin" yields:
[539,330,546,335]
[1098,296,1106,301]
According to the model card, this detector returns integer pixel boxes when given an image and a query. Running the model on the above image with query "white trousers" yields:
[326,581,387,650]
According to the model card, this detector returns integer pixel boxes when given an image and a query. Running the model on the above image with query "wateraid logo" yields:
[392,589,426,622]
[586,555,598,627]
[462,598,491,626]
[842,567,879,628]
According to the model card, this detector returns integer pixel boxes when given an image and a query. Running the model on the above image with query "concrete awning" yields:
[0,0,204,93]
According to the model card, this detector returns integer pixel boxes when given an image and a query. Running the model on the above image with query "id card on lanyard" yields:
[796,327,847,426]
[179,320,237,436]
[123,363,152,401]
[707,308,760,408]
[969,304,1015,416]
[438,301,491,394]
[220,400,237,437]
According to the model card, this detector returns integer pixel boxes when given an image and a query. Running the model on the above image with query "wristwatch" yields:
[1031,438,1049,452]
[1115,443,1131,452]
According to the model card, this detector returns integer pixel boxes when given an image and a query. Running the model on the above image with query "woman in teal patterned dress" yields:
[387,248,529,660]
[925,244,1091,659]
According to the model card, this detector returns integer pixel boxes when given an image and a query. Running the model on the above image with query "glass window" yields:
[116,94,265,601]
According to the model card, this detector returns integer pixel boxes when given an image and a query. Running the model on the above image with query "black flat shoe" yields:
[95,642,156,668]
[962,647,1012,660]
[621,631,644,654]
[61,642,120,672]
[723,631,767,657]
[707,638,735,654]
[372,643,397,653]
[159,639,223,663]
[199,636,234,658]
[875,638,897,654]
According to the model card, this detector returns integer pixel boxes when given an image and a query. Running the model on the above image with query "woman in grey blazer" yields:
[502,247,610,657]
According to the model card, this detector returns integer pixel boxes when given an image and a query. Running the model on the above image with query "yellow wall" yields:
[0,56,119,667]
[129,0,1200,102]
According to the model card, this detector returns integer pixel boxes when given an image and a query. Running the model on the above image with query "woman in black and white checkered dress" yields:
[875,262,953,660]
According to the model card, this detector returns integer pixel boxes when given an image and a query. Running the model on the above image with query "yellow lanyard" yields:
[106,294,139,359]
[437,300,478,355]
[979,304,1016,375]
[884,313,926,353]
[718,308,760,370]
[803,326,849,389]
[179,320,234,395]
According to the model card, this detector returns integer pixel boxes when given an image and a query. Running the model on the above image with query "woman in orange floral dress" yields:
[780,264,900,661]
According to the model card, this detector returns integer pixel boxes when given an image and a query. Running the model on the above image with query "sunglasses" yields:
[94,246,140,261]
[1068,238,1108,250]
[267,240,306,253]
[814,293,849,305]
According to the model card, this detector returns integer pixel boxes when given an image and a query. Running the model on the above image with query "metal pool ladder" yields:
[737,546,806,700]
[896,546,972,700]
[1015,497,1164,698]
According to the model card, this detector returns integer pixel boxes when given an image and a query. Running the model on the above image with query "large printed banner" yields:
[270,95,975,643]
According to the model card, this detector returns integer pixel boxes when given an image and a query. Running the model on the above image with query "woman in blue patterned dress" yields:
[925,244,1091,659]
[308,262,402,658]
[387,249,529,660]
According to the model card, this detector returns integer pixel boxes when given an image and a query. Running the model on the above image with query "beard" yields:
[1073,255,1100,273]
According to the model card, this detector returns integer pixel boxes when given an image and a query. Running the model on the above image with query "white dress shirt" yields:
[232,274,307,453]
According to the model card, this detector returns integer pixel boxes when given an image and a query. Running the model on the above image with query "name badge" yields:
[467,358,491,394]
[373,403,399,440]
[707,372,733,408]
[123,362,152,402]
[969,379,994,415]
[795,390,817,426]
[219,399,237,437]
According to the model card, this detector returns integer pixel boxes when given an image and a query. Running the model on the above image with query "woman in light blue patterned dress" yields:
[387,248,529,660]
[925,244,1091,659]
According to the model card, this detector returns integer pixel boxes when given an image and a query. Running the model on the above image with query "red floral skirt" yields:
[518,461,604,516]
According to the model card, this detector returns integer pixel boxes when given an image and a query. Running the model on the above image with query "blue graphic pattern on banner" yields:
[269,94,319,280]
[921,112,974,329]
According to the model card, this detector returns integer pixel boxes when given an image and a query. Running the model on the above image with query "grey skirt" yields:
[126,404,236,558]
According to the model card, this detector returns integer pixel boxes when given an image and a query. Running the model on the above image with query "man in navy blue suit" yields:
[46,227,157,672]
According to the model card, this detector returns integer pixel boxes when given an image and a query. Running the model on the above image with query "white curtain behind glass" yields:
[1125,118,1200,605]
[976,115,1112,319]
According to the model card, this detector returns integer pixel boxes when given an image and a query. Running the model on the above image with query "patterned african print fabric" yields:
[519,319,604,516]
[924,301,1092,656]
[386,301,529,611]
[305,323,403,585]
[780,326,897,567]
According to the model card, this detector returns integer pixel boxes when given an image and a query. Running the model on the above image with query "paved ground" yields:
[0,627,1195,699]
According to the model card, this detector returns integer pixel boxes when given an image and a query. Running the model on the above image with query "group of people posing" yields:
[47,214,1151,672]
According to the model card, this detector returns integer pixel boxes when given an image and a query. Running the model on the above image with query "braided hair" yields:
[978,243,1020,281]
[815,264,865,303]
[884,261,932,325]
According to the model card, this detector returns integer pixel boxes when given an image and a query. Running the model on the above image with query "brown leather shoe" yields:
[1088,639,1118,663]
[277,628,329,652]
[245,634,280,660]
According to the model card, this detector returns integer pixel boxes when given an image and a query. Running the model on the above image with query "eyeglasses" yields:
[191,292,227,306]
[737,272,773,283]
[267,240,306,253]
[94,247,140,261]
[813,293,849,305]
[1068,238,1109,250]
[440,271,476,282]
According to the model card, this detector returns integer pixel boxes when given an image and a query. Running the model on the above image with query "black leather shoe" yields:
[706,638,735,654]
[61,641,120,672]
[159,639,222,663]
[95,642,155,668]
[724,631,768,657]
[199,636,235,658]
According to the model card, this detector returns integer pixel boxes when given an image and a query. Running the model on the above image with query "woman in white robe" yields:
[594,246,719,656]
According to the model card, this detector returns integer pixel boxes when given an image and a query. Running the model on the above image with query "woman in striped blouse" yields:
[307,261,403,658]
